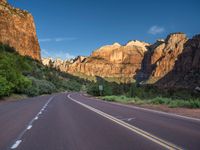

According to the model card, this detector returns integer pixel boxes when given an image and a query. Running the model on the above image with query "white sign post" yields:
[99,85,103,96]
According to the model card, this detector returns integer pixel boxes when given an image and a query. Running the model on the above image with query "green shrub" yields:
[87,82,112,96]
[60,80,82,91]
[15,76,32,93]
[87,83,99,96]
[25,77,56,96]
[0,76,14,97]
[24,84,40,97]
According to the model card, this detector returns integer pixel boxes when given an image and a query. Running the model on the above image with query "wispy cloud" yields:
[41,49,50,57]
[41,48,75,60]
[54,51,75,60]
[148,25,165,35]
[39,37,77,43]
[39,39,52,42]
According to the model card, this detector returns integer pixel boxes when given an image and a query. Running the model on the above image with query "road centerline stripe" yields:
[11,140,22,149]
[27,125,32,130]
[67,94,182,150]
[9,96,54,149]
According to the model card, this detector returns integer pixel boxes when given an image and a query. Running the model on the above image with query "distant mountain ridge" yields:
[42,33,200,90]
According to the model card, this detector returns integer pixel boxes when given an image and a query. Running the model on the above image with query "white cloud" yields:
[55,37,77,42]
[54,51,75,60]
[39,39,52,42]
[41,49,49,55]
[41,48,75,60]
[148,25,165,35]
[64,53,75,60]
[39,37,77,43]
[41,49,51,58]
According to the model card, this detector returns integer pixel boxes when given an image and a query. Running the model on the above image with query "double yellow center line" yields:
[67,94,182,150]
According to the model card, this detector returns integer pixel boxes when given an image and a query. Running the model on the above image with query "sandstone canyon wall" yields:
[155,35,200,89]
[43,40,150,83]
[0,0,41,60]
[42,33,200,90]
[140,33,188,83]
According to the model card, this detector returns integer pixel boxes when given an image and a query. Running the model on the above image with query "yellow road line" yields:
[67,94,182,150]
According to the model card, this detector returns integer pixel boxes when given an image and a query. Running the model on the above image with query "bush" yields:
[24,84,40,97]
[60,80,82,91]
[87,83,99,96]
[25,77,56,96]
[15,76,32,94]
[86,82,112,96]
[0,76,13,97]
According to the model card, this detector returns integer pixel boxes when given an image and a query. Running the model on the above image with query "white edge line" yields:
[68,94,182,150]
[112,101,200,122]
[11,140,22,149]
[83,94,200,122]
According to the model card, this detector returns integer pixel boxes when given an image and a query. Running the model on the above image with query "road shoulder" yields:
[83,94,200,120]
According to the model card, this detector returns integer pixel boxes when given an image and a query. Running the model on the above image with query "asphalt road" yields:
[0,92,199,150]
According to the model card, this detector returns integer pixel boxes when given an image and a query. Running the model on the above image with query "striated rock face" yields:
[43,41,150,83]
[141,33,188,83]
[72,41,149,83]
[155,34,200,89]
[0,0,41,60]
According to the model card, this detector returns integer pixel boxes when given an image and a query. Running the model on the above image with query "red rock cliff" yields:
[155,34,200,89]
[0,0,41,60]
[42,33,200,90]
[142,33,188,83]
[42,41,150,83]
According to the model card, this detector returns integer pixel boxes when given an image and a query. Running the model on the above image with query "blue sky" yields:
[9,0,200,60]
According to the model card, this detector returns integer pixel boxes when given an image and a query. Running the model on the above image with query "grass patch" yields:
[100,95,200,108]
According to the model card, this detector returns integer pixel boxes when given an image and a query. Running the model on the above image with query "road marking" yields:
[128,118,135,121]
[68,94,182,150]
[11,140,22,149]
[111,102,200,122]
[10,96,54,149]
[27,125,32,130]
[81,94,200,122]
[120,117,135,122]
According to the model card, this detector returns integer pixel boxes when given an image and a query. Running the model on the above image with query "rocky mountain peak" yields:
[112,42,121,46]
[166,32,188,44]
[96,43,121,52]
[126,40,150,52]
[126,40,149,47]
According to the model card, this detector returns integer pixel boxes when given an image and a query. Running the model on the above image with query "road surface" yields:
[0,92,200,150]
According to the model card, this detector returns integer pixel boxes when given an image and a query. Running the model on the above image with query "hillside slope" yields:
[0,45,85,98]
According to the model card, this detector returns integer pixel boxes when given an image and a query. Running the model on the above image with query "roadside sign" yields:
[99,85,103,91]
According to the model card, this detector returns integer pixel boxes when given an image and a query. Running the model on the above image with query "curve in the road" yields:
[67,94,182,150]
